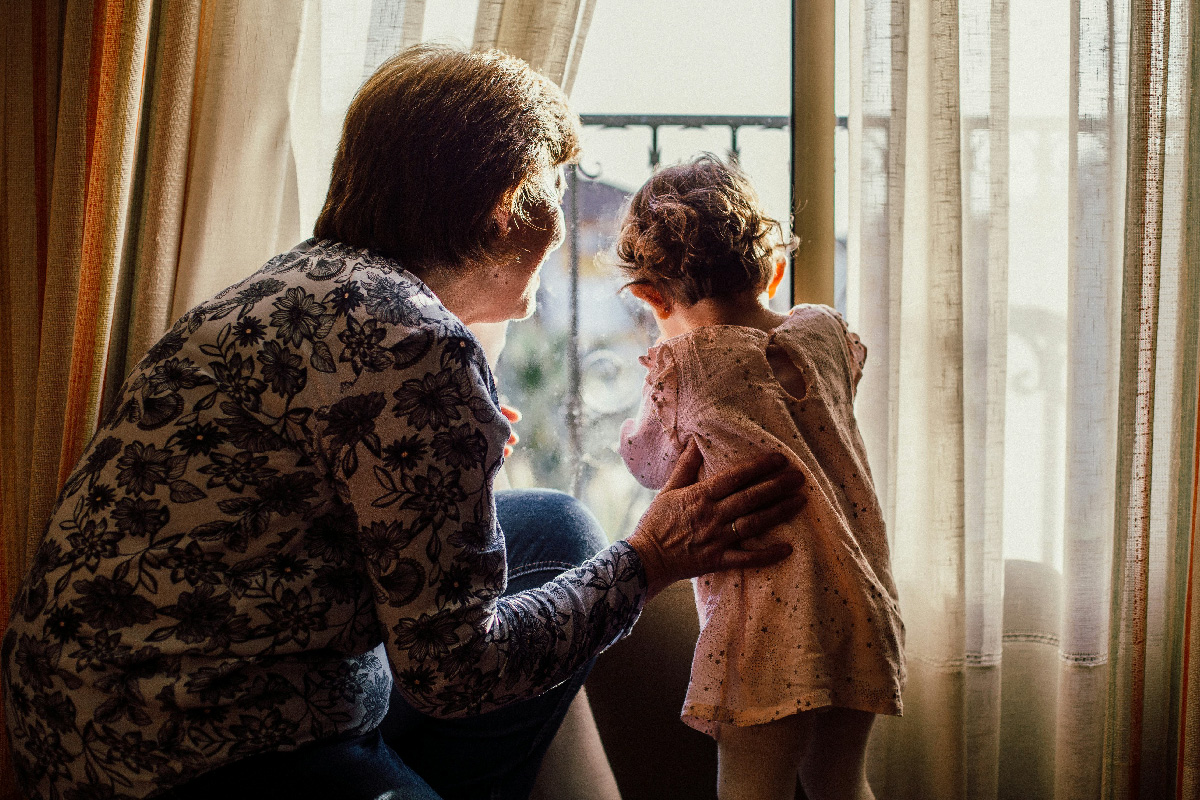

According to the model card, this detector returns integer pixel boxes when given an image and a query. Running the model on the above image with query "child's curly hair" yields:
[616,155,789,305]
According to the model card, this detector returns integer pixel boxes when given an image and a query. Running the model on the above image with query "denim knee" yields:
[495,489,608,591]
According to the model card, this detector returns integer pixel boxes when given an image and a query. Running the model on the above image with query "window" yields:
[495,0,796,540]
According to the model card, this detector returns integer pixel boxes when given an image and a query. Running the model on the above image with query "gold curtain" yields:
[1179,5,1200,789]
[0,2,173,797]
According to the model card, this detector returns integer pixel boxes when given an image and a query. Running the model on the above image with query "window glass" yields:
[496,0,794,540]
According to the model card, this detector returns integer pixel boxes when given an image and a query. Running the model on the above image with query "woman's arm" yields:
[314,293,800,718]
[315,316,647,718]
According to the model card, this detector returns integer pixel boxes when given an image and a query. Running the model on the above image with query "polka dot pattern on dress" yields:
[619,304,906,737]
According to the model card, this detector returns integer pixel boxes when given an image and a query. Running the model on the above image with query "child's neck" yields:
[662,292,789,338]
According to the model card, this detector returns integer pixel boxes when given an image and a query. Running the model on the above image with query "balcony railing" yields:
[580,114,792,168]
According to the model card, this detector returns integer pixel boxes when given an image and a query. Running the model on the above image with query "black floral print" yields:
[433,424,489,470]
[82,484,116,515]
[197,451,276,493]
[2,239,647,800]
[231,315,267,347]
[381,435,427,473]
[269,287,330,347]
[337,315,392,377]
[326,280,364,317]
[256,340,308,398]
[114,442,176,497]
[362,274,423,326]
[109,498,169,538]
[390,370,465,431]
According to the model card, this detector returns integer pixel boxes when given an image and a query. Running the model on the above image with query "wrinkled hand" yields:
[625,441,805,599]
[500,405,520,457]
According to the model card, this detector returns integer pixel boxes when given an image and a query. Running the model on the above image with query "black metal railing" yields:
[580,114,792,168]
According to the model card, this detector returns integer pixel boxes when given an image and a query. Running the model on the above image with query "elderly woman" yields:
[2,46,801,800]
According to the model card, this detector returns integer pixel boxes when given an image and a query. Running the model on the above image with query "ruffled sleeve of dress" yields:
[619,343,684,491]
[823,307,868,397]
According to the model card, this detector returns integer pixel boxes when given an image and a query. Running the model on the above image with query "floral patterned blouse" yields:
[2,239,647,800]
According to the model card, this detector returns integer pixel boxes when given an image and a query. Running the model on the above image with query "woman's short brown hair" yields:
[616,155,787,305]
[314,45,580,270]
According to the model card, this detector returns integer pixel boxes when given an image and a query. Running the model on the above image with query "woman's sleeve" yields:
[619,346,685,490]
[313,323,647,718]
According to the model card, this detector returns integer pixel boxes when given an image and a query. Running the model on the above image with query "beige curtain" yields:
[475,0,597,94]
[848,0,1198,795]
[105,0,202,411]
[168,0,310,321]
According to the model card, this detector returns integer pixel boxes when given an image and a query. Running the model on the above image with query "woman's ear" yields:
[629,283,673,319]
[766,257,786,299]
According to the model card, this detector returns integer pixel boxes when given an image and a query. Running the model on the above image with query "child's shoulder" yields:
[780,303,842,326]
[776,304,867,384]
[657,325,771,365]
[775,304,857,340]
[642,326,768,387]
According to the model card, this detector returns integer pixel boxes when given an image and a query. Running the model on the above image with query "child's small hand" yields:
[500,404,521,457]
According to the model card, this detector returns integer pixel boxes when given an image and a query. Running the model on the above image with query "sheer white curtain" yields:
[847,0,1197,796]
[168,0,597,318]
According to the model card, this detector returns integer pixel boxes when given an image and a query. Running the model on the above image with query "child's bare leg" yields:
[716,715,811,800]
[797,708,876,800]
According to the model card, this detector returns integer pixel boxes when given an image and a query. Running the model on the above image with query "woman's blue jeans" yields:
[167,489,609,800]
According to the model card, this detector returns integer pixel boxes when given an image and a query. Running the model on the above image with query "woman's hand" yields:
[625,441,804,599]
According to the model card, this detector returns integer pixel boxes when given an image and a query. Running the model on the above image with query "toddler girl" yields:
[616,156,905,800]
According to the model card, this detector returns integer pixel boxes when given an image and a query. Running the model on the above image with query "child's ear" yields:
[491,201,513,233]
[629,283,673,319]
[766,257,786,299]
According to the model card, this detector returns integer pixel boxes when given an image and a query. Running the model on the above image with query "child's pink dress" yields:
[620,304,905,735]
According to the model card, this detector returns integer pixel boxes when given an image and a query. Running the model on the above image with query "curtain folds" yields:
[0,0,147,608]
[848,0,1197,796]
[167,0,309,321]
[27,0,152,562]
[1,2,156,797]
[1179,0,1200,788]
[1057,0,1127,794]
[107,0,201,394]
[475,0,598,93]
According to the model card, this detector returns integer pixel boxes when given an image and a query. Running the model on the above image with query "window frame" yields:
[791,0,837,305]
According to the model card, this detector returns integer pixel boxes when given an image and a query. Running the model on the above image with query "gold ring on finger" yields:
[731,519,739,537]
